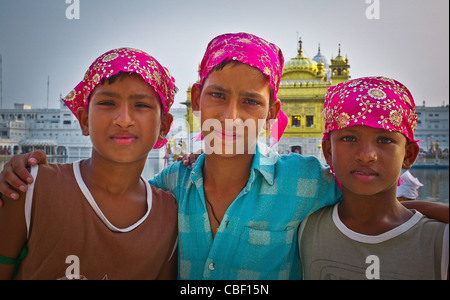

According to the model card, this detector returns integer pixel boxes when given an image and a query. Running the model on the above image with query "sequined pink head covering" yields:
[62,47,176,149]
[323,76,419,144]
[198,32,288,145]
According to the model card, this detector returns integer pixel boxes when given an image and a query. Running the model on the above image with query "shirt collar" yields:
[250,143,276,186]
[189,143,276,188]
[189,153,206,188]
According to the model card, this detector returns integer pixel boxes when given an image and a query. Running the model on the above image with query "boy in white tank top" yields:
[0,48,178,279]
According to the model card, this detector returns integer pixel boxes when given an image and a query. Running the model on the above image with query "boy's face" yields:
[322,125,419,198]
[191,62,280,156]
[77,73,172,163]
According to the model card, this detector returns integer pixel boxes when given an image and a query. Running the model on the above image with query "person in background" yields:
[396,170,423,201]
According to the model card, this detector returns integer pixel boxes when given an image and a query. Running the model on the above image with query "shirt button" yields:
[208,262,215,271]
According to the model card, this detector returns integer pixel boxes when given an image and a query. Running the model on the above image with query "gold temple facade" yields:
[276,39,350,156]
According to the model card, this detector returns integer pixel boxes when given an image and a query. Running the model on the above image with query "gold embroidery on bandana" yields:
[389,110,403,127]
[368,88,387,100]
[102,53,119,62]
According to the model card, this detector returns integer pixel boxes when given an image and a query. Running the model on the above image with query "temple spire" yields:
[297,37,303,57]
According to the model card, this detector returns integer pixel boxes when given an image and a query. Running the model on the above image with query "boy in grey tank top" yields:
[299,77,448,280]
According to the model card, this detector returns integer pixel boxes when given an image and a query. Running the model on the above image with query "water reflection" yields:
[409,168,449,204]
[0,157,448,204]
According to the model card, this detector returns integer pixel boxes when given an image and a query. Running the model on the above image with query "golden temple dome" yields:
[331,44,348,64]
[282,38,318,76]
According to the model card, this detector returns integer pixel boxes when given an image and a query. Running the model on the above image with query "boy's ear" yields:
[267,99,281,120]
[402,142,420,169]
[191,83,201,117]
[263,99,281,131]
[322,139,333,165]
[76,107,89,136]
[158,113,173,141]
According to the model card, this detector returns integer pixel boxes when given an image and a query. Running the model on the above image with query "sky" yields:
[0,0,448,110]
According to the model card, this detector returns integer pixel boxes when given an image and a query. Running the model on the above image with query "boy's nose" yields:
[355,143,377,164]
[223,101,240,120]
[113,105,135,128]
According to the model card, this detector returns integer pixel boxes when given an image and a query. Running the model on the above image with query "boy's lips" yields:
[351,168,378,182]
[110,132,137,145]
[213,129,243,141]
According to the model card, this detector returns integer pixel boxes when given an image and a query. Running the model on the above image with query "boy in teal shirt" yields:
[150,32,341,279]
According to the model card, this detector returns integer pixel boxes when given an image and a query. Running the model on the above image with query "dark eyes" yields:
[340,136,394,144]
[211,92,224,99]
[209,93,260,105]
[340,136,356,142]
[97,100,114,106]
[135,103,153,109]
[377,137,394,144]
[244,99,260,105]
[97,101,153,109]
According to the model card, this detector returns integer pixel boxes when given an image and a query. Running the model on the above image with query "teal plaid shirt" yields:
[150,144,342,280]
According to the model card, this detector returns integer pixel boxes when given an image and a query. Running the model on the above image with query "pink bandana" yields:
[323,76,419,144]
[198,32,288,145]
[62,47,176,149]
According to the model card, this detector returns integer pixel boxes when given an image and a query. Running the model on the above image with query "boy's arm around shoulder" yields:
[401,200,449,223]
[286,153,342,214]
[0,192,28,279]
[148,159,194,201]
[303,155,342,209]
[316,162,342,209]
